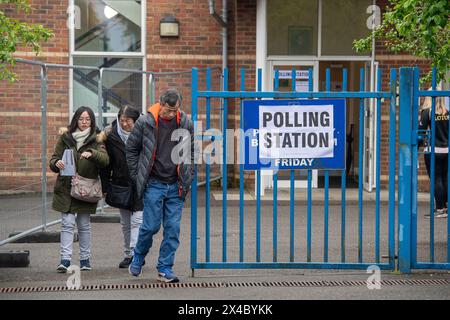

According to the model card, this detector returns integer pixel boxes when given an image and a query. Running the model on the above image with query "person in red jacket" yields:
[126,89,194,282]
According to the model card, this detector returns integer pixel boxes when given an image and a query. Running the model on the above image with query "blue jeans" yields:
[134,179,184,271]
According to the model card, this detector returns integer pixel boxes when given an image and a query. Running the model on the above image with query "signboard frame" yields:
[242,99,346,170]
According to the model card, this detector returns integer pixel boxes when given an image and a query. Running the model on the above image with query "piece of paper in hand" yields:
[60,149,75,176]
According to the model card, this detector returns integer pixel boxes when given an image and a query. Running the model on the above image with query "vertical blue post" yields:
[341,68,348,263]
[190,68,199,270]
[448,88,450,264]
[398,67,414,273]
[239,68,245,262]
[429,68,437,263]
[307,170,312,262]
[290,68,296,262]
[358,67,365,263]
[324,170,329,263]
[256,68,262,262]
[324,68,331,263]
[290,169,295,262]
[411,68,419,266]
[375,68,382,264]
[222,68,228,263]
[273,69,279,263]
[205,68,211,262]
[307,68,313,263]
[389,68,397,269]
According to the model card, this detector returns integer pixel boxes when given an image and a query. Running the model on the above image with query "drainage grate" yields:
[1,279,449,294]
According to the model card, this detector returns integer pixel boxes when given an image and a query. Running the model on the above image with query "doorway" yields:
[267,60,320,189]
[317,61,370,188]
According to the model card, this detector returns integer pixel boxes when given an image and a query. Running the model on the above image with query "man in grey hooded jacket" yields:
[126,89,194,282]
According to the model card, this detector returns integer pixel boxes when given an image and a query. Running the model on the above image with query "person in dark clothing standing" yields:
[419,95,448,218]
[100,105,144,268]
[126,89,194,282]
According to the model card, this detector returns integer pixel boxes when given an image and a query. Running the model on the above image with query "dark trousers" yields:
[424,153,448,210]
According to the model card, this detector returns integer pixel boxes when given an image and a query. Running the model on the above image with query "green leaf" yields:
[0,0,53,82]
[353,0,450,83]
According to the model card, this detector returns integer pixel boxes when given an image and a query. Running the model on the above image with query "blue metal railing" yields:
[403,67,450,271]
[191,66,400,271]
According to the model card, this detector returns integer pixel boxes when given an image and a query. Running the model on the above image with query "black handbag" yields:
[105,183,132,210]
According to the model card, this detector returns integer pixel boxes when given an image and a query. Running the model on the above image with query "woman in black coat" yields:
[419,95,448,218]
[100,105,144,268]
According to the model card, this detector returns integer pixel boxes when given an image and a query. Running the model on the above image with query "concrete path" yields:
[0,192,449,300]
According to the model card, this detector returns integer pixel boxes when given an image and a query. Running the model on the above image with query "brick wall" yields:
[0,0,69,191]
[0,0,435,193]
[375,0,433,191]
[0,0,227,191]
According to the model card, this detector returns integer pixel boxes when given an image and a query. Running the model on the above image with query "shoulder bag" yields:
[71,173,103,203]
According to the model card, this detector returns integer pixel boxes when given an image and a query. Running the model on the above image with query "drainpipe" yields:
[208,0,227,72]
[209,0,228,187]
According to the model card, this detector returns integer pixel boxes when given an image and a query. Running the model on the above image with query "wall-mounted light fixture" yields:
[160,15,179,37]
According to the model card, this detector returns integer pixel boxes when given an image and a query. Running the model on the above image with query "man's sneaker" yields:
[80,259,92,271]
[119,257,133,269]
[56,259,70,273]
[128,254,145,277]
[157,268,179,283]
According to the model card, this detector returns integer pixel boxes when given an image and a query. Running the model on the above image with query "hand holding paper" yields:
[60,149,75,176]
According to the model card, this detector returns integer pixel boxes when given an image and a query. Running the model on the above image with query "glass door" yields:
[268,60,319,189]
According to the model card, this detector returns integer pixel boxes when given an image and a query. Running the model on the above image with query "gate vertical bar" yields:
[375,68,382,263]
[239,68,245,262]
[429,68,437,262]
[222,68,229,262]
[290,68,296,262]
[398,67,414,273]
[256,68,262,262]
[191,68,199,271]
[273,69,279,263]
[40,65,48,230]
[448,88,450,263]
[389,68,397,269]
[205,68,211,262]
[324,68,331,263]
[324,171,329,262]
[411,68,420,266]
[358,67,365,263]
[307,68,313,263]
[341,68,348,263]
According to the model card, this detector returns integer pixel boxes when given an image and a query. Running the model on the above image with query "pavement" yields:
[0,189,449,301]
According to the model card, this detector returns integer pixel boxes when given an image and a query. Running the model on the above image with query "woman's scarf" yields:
[72,127,91,150]
[116,115,131,145]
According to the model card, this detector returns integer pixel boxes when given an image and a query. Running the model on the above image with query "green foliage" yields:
[353,0,450,83]
[0,0,54,82]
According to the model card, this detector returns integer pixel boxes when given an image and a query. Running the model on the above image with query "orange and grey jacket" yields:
[126,103,195,200]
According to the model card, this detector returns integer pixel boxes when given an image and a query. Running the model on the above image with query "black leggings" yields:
[424,153,448,210]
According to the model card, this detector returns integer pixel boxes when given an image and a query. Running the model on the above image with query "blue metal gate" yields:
[190,66,402,272]
[191,68,450,272]
[398,67,450,272]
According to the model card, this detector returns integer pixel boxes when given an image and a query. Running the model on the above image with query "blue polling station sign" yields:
[242,99,346,170]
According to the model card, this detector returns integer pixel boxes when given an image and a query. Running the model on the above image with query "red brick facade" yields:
[0,0,433,192]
